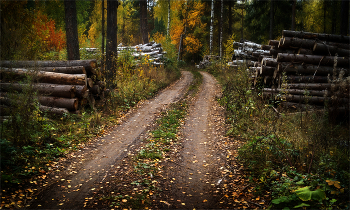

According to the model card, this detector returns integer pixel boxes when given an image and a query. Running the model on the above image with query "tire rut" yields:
[29,71,193,209]
[164,71,227,209]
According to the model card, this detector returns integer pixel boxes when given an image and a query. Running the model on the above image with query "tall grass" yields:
[207,62,349,209]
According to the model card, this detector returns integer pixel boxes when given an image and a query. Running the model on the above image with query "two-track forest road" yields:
[28,71,193,209]
[159,71,228,209]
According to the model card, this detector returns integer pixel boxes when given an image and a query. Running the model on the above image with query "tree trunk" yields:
[269,0,274,40]
[276,62,349,77]
[39,105,69,116]
[291,0,296,31]
[38,96,78,111]
[0,60,97,75]
[209,0,214,55]
[281,37,316,49]
[228,0,233,35]
[287,83,332,90]
[313,43,350,57]
[27,66,86,74]
[75,85,88,98]
[0,83,76,98]
[276,53,349,67]
[284,75,329,83]
[263,88,329,97]
[64,0,80,60]
[268,40,279,47]
[297,48,313,55]
[167,0,170,37]
[140,0,149,44]
[106,0,119,88]
[260,65,275,76]
[219,0,223,58]
[102,0,105,55]
[282,30,350,43]
[0,68,87,86]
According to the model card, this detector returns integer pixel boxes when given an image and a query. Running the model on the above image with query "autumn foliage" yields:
[34,11,66,52]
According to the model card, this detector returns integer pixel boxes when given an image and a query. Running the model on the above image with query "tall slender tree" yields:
[219,0,223,58]
[140,0,149,44]
[64,0,80,60]
[209,0,214,55]
[106,0,119,88]
[167,0,170,37]
[340,0,349,36]
[291,0,296,30]
[269,0,274,40]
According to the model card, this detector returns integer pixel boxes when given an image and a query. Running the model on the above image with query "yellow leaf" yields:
[203,199,207,202]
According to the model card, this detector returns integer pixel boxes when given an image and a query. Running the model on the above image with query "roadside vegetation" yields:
[207,61,349,209]
[0,43,180,192]
[84,67,203,209]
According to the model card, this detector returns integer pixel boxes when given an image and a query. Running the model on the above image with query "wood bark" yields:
[38,96,78,111]
[261,58,278,67]
[263,92,348,105]
[260,65,275,76]
[209,0,214,55]
[140,0,149,44]
[75,85,88,98]
[298,48,313,55]
[282,30,350,43]
[39,105,69,116]
[281,37,316,49]
[0,60,97,75]
[261,45,272,50]
[102,0,105,55]
[64,0,80,60]
[0,68,87,86]
[284,75,329,83]
[0,83,76,98]
[276,53,349,67]
[167,0,170,36]
[279,101,324,110]
[287,83,332,90]
[276,62,349,77]
[268,40,279,47]
[87,78,93,88]
[106,0,119,88]
[264,88,329,97]
[269,0,274,40]
[340,0,349,36]
[313,43,350,57]
[90,85,100,95]
[27,66,86,74]
[219,0,223,58]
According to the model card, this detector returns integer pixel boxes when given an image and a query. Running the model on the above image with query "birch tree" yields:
[209,0,214,55]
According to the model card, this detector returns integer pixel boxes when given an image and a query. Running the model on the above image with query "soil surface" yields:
[26,70,268,209]
[28,71,193,209]
[159,71,227,209]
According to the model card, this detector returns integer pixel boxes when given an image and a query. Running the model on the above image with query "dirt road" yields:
[29,71,193,209]
[159,71,227,209]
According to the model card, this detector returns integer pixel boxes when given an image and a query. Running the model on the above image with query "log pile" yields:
[195,55,220,69]
[250,30,349,111]
[117,42,167,67]
[0,59,106,116]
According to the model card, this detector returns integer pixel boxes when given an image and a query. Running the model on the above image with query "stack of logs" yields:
[196,55,221,69]
[118,42,166,66]
[0,59,106,117]
[228,40,270,67]
[247,30,349,111]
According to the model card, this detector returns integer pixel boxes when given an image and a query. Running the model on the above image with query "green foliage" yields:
[210,62,349,210]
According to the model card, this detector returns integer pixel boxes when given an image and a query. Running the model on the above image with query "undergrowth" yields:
[207,61,349,209]
[97,67,203,209]
[0,50,180,192]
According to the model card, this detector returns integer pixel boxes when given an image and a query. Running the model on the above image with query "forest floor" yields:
[25,71,269,209]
